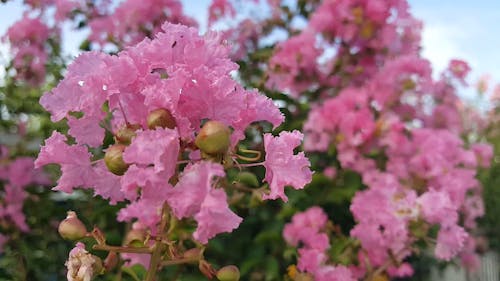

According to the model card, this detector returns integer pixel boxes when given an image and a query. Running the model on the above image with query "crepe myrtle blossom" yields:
[36,22,312,250]
[3,15,52,85]
[283,207,355,281]
[0,148,50,251]
[88,0,197,48]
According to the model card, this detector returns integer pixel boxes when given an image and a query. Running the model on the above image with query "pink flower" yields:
[35,132,94,193]
[88,0,197,47]
[297,248,327,273]
[448,59,471,84]
[169,162,225,219]
[208,0,236,25]
[267,30,322,97]
[418,189,458,225]
[123,128,179,175]
[471,143,493,168]
[193,188,242,244]
[315,265,355,281]
[262,131,312,201]
[435,224,468,261]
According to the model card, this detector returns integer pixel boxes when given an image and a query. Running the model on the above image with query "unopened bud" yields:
[104,144,129,175]
[124,228,146,247]
[115,124,141,145]
[147,108,176,129]
[58,211,87,241]
[195,121,231,155]
[183,248,203,261]
[217,265,240,281]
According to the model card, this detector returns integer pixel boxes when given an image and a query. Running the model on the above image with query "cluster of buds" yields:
[104,108,177,176]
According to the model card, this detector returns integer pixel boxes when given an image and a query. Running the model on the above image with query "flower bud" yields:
[124,228,146,247]
[217,265,240,281]
[195,121,231,155]
[183,248,202,261]
[58,211,87,241]
[104,144,129,175]
[147,108,176,129]
[115,124,141,145]
[235,172,259,187]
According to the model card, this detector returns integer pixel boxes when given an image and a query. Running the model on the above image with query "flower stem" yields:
[92,244,152,254]
[145,203,170,281]
[161,257,199,267]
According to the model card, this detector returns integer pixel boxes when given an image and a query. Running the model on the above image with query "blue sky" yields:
[1,0,499,85]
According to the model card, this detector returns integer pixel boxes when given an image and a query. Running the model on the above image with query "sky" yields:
[1,0,499,86]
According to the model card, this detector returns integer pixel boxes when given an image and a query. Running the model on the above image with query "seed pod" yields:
[147,108,176,129]
[58,211,87,241]
[104,144,129,175]
[195,121,231,155]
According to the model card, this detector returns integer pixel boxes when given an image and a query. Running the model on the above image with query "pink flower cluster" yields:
[36,23,311,255]
[300,55,492,275]
[267,0,421,96]
[3,15,51,85]
[88,0,197,48]
[0,146,49,251]
[283,207,355,281]
[262,0,494,278]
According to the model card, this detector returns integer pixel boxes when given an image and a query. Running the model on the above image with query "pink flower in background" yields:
[284,207,355,280]
[88,0,197,47]
[267,31,322,97]
[208,0,236,25]
[0,154,50,250]
[4,15,53,85]
[435,224,468,261]
[448,59,471,84]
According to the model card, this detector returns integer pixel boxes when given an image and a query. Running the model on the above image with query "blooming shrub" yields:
[0,0,497,280]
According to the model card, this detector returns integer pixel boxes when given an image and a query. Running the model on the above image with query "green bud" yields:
[235,172,259,187]
[217,265,240,281]
[58,211,87,240]
[183,248,202,263]
[147,108,176,129]
[195,121,231,155]
[115,124,141,145]
[104,144,129,175]
[124,228,146,247]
